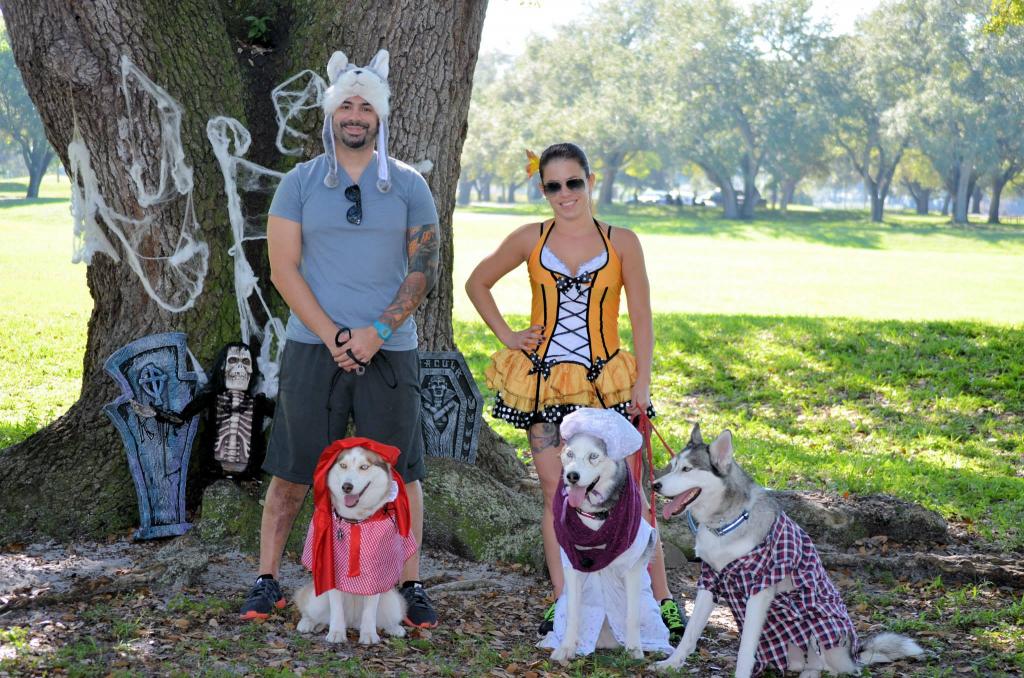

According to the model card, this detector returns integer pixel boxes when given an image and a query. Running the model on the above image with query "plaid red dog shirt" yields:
[698,512,860,676]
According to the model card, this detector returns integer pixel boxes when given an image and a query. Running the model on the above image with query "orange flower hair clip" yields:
[525,149,540,178]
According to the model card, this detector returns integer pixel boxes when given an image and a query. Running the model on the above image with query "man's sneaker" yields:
[400,582,439,628]
[537,602,556,636]
[239,576,286,620]
[660,598,687,644]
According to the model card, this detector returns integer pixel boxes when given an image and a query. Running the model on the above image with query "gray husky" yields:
[652,424,923,677]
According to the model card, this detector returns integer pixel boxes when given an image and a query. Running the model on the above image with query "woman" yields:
[465,143,685,641]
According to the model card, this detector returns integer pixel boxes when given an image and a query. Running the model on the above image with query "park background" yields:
[2,0,1024,675]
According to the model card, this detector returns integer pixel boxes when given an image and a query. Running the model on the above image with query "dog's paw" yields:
[324,628,347,644]
[358,629,381,645]
[385,624,406,638]
[296,618,317,633]
[551,644,575,664]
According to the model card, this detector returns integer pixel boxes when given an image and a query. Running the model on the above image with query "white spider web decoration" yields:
[70,56,209,314]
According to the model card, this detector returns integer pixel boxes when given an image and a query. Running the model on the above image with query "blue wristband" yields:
[373,320,393,341]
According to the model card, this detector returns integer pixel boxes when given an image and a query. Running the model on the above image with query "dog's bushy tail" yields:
[857,632,924,665]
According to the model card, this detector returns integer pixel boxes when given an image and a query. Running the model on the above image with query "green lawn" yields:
[2,176,1023,547]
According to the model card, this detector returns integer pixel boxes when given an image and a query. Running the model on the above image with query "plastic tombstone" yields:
[103,332,201,539]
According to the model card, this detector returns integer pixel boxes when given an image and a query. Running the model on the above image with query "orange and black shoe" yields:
[400,581,439,628]
[239,575,286,620]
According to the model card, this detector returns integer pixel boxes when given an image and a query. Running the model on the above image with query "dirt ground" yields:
[1,534,1021,677]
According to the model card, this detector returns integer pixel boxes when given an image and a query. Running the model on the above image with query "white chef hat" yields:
[321,49,391,192]
[560,408,642,461]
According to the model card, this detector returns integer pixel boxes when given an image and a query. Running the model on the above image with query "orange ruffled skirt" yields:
[485,349,645,429]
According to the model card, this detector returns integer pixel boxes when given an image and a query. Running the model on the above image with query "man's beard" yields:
[334,121,377,149]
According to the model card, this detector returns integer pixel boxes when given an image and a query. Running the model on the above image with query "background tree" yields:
[0,24,53,198]
[894,148,944,214]
[0,0,496,541]
[986,0,1024,30]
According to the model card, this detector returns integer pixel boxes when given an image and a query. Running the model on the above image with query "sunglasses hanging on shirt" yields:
[542,178,587,195]
[345,184,362,225]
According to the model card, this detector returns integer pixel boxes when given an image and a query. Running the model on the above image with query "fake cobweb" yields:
[69,60,427,397]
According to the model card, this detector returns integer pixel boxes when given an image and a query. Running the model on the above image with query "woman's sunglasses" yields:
[345,184,362,225]
[542,178,587,195]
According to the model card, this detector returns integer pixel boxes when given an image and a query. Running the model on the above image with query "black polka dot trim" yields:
[492,393,655,430]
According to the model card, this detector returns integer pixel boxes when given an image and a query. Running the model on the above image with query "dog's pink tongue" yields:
[567,484,587,508]
[662,493,692,520]
[343,494,360,508]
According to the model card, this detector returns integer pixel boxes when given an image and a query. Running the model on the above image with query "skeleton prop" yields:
[158,342,274,477]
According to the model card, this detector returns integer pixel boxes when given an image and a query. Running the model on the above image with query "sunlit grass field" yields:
[2,176,1023,547]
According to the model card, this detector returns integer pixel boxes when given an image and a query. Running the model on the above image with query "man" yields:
[239,49,440,628]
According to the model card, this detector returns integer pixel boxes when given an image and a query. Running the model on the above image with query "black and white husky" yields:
[652,425,923,677]
[540,428,672,663]
[294,445,407,645]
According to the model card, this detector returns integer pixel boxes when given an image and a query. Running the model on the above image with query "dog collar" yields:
[685,508,750,537]
[574,507,610,521]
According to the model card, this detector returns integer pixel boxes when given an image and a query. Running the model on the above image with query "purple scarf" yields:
[552,474,642,572]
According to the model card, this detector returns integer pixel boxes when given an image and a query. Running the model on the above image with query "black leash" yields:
[325,326,398,443]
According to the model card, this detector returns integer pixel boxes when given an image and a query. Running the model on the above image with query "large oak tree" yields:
[0,0,531,546]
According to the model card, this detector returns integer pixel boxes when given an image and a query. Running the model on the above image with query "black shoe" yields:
[401,582,439,628]
[660,598,687,644]
[537,602,556,636]
[239,575,285,620]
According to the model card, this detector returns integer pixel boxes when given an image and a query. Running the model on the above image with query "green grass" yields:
[2,176,1023,548]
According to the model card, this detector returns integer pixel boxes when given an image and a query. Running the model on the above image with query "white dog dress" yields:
[537,515,673,656]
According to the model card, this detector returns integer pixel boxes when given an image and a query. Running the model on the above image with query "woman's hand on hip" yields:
[501,324,545,351]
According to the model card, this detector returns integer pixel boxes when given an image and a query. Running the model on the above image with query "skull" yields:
[428,375,448,400]
[224,345,253,392]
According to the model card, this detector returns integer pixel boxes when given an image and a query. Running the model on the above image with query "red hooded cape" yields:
[310,437,411,596]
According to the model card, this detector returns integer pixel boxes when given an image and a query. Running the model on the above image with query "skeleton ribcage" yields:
[214,392,254,464]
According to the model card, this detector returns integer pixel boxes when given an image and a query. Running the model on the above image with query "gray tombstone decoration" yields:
[418,352,482,465]
[103,332,201,539]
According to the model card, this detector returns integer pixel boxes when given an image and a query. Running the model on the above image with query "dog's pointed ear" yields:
[689,423,703,446]
[709,429,733,473]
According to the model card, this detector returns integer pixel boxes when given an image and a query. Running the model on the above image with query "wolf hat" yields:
[560,407,642,461]
[321,49,392,192]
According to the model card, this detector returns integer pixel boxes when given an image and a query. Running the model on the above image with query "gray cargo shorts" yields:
[263,340,426,484]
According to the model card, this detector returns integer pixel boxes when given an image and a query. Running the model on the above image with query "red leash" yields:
[631,413,677,528]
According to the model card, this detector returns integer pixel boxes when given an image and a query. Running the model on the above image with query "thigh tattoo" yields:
[529,422,561,455]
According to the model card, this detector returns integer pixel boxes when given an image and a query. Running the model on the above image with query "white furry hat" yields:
[560,408,642,461]
[321,49,392,192]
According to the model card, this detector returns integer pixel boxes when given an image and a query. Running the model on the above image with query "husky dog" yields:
[540,408,672,664]
[653,425,923,677]
[295,443,411,645]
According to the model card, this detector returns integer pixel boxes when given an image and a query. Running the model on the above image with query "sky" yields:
[480,0,884,55]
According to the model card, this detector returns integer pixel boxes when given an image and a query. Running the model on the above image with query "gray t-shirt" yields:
[268,152,439,350]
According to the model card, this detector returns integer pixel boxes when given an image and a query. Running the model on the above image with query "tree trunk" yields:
[865,177,885,223]
[940,192,951,216]
[988,177,1004,224]
[779,178,797,212]
[25,145,52,199]
[457,178,473,206]
[505,180,520,204]
[721,183,740,219]
[970,183,983,214]
[479,176,492,202]
[598,150,624,206]
[0,0,507,542]
[953,161,971,225]
[740,154,758,219]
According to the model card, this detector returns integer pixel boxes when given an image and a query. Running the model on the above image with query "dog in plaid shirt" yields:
[652,425,923,677]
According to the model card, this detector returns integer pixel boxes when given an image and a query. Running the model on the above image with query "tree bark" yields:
[953,160,971,225]
[0,0,502,542]
[457,178,473,206]
[25,144,53,199]
[779,177,797,212]
[598,150,624,206]
[970,183,983,215]
[940,191,951,216]
[740,153,759,219]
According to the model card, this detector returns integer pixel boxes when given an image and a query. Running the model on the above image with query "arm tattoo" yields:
[377,223,440,330]
[529,422,562,454]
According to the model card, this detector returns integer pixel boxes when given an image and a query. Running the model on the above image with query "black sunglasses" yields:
[345,184,362,225]
[542,178,587,195]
